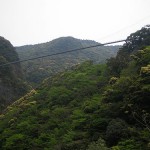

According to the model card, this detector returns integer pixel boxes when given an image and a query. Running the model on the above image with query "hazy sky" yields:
[0,0,150,46]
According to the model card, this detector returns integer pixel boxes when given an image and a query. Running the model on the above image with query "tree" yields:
[106,119,129,146]
[87,138,110,150]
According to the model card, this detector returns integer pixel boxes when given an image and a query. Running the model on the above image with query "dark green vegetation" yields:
[16,37,120,86]
[0,25,150,150]
[0,37,30,112]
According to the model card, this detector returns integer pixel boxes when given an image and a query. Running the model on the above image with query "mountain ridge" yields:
[16,36,120,85]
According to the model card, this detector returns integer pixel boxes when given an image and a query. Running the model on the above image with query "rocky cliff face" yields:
[0,37,29,112]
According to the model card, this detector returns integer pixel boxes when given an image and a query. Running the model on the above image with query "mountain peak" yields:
[16,37,119,85]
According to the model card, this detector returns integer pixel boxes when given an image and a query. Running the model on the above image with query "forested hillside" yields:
[0,37,30,112]
[16,37,120,85]
[0,26,150,150]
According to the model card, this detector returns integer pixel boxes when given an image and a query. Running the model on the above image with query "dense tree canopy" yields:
[0,26,150,149]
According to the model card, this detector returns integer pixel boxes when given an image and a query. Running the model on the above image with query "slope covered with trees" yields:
[0,37,30,112]
[16,37,120,86]
[0,26,150,150]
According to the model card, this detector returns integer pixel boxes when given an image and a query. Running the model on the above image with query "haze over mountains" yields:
[16,37,120,85]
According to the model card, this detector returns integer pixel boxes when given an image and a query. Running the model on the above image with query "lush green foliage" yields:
[0,62,110,149]
[107,25,150,76]
[16,37,120,85]
[0,26,150,149]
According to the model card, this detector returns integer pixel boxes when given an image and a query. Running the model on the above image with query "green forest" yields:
[16,37,120,86]
[0,25,150,150]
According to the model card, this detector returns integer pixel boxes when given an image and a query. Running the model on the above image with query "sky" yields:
[0,0,150,46]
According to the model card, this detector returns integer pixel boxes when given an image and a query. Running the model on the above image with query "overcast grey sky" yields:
[0,0,150,46]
